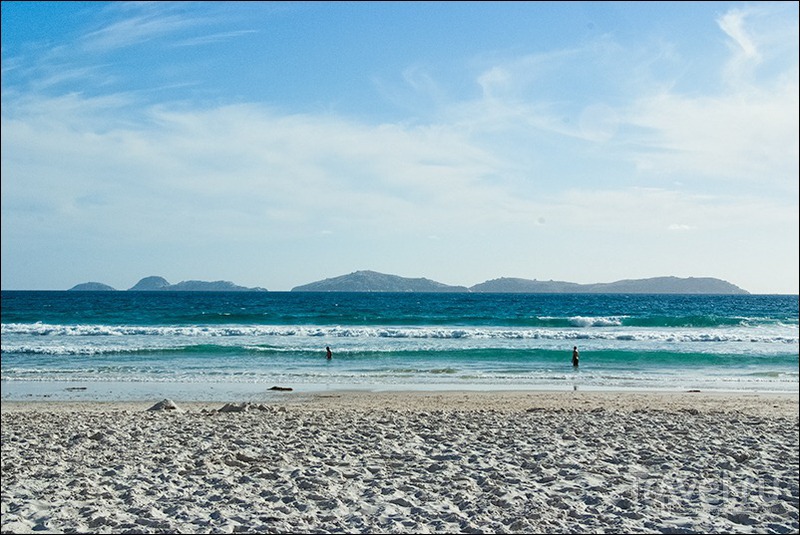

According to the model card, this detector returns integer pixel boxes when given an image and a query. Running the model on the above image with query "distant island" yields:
[291,271,749,294]
[68,282,118,292]
[67,271,749,294]
[68,276,267,292]
[469,276,749,294]
[291,270,470,293]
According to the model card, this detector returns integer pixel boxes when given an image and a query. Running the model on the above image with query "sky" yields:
[1,1,798,294]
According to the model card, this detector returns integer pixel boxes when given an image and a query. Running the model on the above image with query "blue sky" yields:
[2,1,798,293]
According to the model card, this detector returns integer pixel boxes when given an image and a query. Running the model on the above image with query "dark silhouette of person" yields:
[326,346,332,360]
[572,346,580,367]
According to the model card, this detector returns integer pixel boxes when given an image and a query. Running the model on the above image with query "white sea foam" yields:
[566,316,625,327]
[2,322,796,348]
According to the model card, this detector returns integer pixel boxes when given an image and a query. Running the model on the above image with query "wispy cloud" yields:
[173,29,258,47]
[718,9,760,61]
[70,2,261,53]
[437,6,798,191]
[80,12,201,52]
[717,4,798,87]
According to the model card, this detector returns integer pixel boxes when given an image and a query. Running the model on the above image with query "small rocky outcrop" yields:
[147,399,182,412]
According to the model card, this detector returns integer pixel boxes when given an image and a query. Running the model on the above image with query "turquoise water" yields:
[1,291,797,400]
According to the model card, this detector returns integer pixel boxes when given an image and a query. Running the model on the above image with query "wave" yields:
[4,307,796,330]
[2,322,796,347]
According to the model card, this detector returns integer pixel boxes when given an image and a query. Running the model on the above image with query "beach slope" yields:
[2,391,798,533]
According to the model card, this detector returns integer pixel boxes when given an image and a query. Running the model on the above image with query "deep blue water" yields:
[1,291,797,400]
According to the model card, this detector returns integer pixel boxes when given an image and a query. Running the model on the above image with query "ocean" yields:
[1,291,797,401]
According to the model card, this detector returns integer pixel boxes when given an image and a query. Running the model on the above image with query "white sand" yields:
[1,391,798,534]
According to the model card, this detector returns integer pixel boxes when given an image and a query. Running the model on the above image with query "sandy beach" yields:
[1,391,798,534]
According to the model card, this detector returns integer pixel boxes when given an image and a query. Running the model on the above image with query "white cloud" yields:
[625,84,799,186]
[2,97,513,242]
[2,2,797,292]
[716,4,798,87]
[718,9,760,61]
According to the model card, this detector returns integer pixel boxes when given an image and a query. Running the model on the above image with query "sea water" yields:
[1,291,797,401]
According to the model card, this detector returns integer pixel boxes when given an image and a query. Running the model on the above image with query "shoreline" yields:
[2,389,799,416]
[3,377,798,405]
[2,390,798,534]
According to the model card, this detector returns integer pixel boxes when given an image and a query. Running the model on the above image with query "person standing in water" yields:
[326,346,332,360]
[572,346,580,367]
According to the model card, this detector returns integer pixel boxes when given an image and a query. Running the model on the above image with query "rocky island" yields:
[69,276,267,292]
[291,270,469,293]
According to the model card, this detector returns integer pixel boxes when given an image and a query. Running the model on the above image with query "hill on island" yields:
[67,282,117,291]
[128,276,267,291]
[69,276,267,292]
[291,270,470,292]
